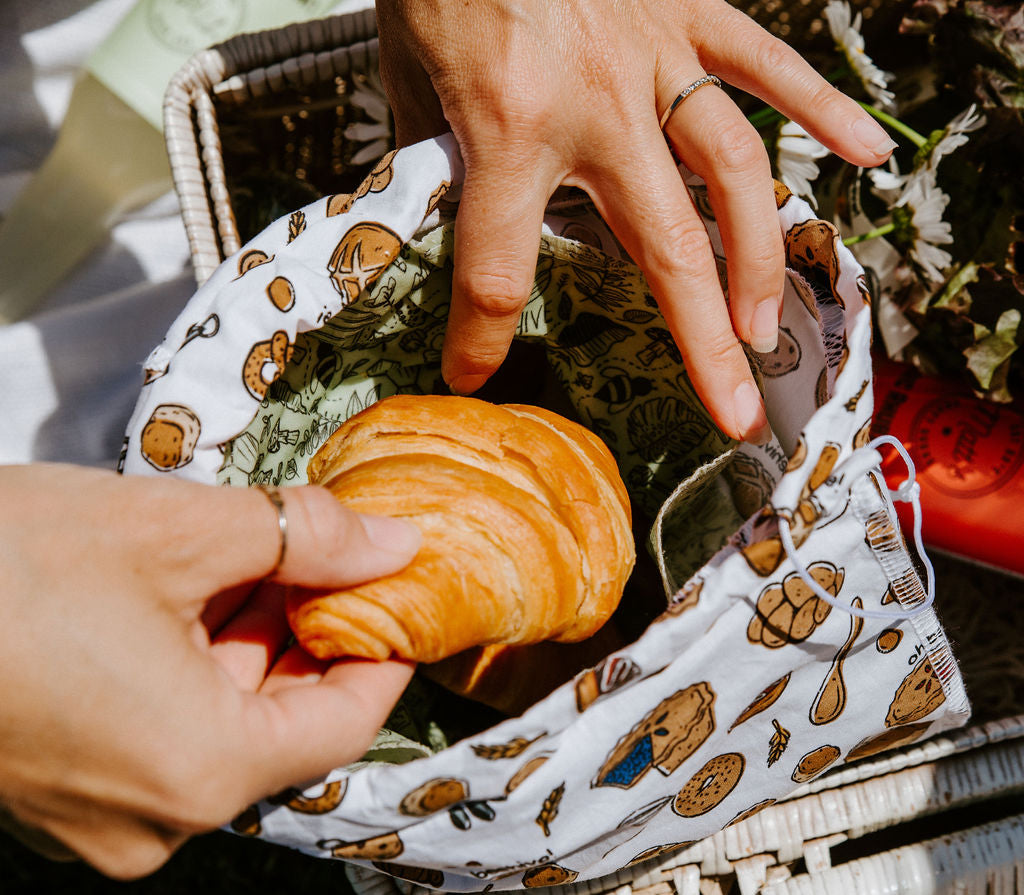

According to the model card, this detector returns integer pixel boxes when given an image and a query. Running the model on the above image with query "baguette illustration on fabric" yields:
[286,394,636,696]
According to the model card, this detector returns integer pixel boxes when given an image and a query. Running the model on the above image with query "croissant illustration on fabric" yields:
[286,395,636,699]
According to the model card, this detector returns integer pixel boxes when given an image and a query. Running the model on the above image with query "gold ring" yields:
[659,75,723,129]
[258,485,288,576]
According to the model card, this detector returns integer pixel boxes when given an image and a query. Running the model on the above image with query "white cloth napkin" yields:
[0,0,192,467]
[0,0,372,468]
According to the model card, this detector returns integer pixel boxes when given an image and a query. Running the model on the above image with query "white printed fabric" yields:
[122,133,970,891]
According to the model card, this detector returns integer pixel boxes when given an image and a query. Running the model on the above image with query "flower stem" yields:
[749,106,784,129]
[859,103,927,147]
[844,221,896,246]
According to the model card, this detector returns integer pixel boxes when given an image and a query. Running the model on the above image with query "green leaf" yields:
[932,261,979,312]
[964,308,1021,388]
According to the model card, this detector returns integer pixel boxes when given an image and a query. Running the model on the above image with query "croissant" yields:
[286,394,636,680]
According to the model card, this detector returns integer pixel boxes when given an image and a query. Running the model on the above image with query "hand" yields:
[376,0,896,442]
[0,463,421,879]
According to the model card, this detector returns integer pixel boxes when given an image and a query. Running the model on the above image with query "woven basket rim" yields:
[162,8,379,284]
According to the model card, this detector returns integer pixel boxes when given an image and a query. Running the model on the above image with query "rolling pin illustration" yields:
[809,597,863,725]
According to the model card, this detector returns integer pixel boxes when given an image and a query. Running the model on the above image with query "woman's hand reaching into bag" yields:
[0,464,420,879]
[376,0,896,443]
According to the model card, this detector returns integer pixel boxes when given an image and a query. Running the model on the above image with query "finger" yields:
[200,582,255,638]
[10,799,185,881]
[267,486,422,587]
[0,804,78,863]
[244,657,416,791]
[119,480,422,604]
[208,583,291,690]
[260,642,330,694]
[441,157,558,394]
[660,66,784,353]
[578,139,770,444]
[693,5,896,165]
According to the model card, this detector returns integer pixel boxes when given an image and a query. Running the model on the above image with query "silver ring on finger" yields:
[659,75,723,130]
[258,485,288,578]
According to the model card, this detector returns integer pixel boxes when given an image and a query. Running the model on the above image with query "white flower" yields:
[345,67,393,166]
[867,164,906,204]
[926,104,986,169]
[824,0,897,112]
[893,168,954,283]
[775,120,830,207]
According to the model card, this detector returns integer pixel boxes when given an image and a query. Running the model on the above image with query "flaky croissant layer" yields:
[286,394,636,665]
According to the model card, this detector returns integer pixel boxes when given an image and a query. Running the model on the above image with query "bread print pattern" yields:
[426,179,452,218]
[399,778,469,816]
[242,331,295,401]
[627,842,695,866]
[791,744,841,783]
[237,248,273,276]
[595,683,716,789]
[140,403,201,470]
[672,753,745,817]
[327,150,396,217]
[726,798,776,827]
[266,276,295,312]
[847,721,933,761]
[877,628,903,653]
[523,864,579,887]
[574,655,642,712]
[886,658,946,727]
[373,861,445,888]
[758,326,802,377]
[322,831,404,860]
[121,132,968,891]
[784,219,843,308]
[741,442,844,577]
[268,779,347,814]
[506,755,552,795]
[728,673,791,731]
[327,221,402,301]
[230,804,262,836]
[727,453,775,521]
[747,562,844,648]
[774,179,794,208]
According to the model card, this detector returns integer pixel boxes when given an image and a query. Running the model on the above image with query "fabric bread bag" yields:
[121,132,970,891]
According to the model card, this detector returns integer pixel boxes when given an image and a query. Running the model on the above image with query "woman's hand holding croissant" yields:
[0,464,420,879]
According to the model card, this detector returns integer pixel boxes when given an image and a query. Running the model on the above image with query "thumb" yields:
[150,481,422,600]
[268,485,422,589]
[241,657,417,796]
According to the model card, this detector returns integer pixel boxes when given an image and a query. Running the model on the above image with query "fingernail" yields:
[853,117,897,157]
[446,374,488,396]
[733,380,771,445]
[358,513,422,555]
[749,299,780,354]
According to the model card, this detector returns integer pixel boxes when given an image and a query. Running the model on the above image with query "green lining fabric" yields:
[219,223,748,753]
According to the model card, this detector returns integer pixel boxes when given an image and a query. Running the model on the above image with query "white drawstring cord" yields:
[778,434,936,620]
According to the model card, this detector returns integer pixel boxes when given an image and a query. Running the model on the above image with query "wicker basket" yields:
[162,4,1024,892]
